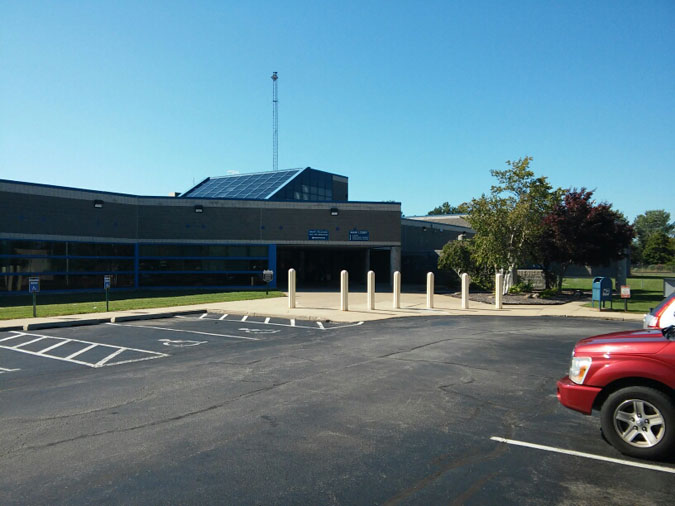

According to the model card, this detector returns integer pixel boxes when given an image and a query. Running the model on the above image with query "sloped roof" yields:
[181,169,302,199]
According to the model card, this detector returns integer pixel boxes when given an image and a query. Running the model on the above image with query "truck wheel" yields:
[600,386,675,460]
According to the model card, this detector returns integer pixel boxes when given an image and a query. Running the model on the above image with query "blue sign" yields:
[308,229,329,240]
[29,277,40,293]
[349,230,370,241]
[104,275,112,289]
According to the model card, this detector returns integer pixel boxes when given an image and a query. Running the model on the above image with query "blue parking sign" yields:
[29,277,40,293]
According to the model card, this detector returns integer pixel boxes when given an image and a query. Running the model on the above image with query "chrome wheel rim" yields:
[613,399,666,448]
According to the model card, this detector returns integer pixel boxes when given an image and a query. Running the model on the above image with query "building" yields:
[0,168,402,293]
[401,215,474,286]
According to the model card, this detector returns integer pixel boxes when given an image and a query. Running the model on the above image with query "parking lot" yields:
[1,314,673,504]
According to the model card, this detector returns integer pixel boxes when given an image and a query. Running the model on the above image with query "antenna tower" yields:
[271,71,278,171]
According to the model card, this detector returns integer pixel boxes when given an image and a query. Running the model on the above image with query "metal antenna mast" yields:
[271,71,278,171]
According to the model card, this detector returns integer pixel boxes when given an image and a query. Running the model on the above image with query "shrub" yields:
[509,281,534,294]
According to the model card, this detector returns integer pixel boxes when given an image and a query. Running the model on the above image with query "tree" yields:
[540,188,634,289]
[428,201,469,215]
[633,210,674,246]
[642,231,675,265]
[466,157,561,292]
[437,238,494,289]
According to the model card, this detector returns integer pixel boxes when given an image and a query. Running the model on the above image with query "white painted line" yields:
[199,313,207,319]
[316,321,325,330]
[12,337,47,349]
[2,331,168,368]
[0,366,21,373]
[241,315,248,322]
[95,347,126,367]
[264,317,271,324]
[290,319,296,327]
[65,343,99,360]
[219,314,228,320]
[0,334,24,343]
[37,339,72,354]
[490,437,675,475]
[106,322,260,341]
[175,314,364,331]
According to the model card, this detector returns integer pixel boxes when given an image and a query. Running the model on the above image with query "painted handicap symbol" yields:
[238,328,280,334]
[158,339,207,347]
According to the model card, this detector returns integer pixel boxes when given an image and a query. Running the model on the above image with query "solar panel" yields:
[182,169,301,199]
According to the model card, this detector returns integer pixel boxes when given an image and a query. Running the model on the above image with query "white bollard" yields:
[367,270,375,310]
[461,273,470,309]
[495,272,503,309]
[340,270,349,311]
[393,271,401,309]
[426,272,434,309]
[288,268,296,309]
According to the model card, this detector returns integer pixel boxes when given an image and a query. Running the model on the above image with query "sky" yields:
[1,1,673,222]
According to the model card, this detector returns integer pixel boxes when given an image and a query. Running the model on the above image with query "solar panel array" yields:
[182,169,301,199]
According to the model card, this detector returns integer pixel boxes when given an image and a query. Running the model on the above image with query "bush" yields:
[539,288,561,299]
[509,281,534,294]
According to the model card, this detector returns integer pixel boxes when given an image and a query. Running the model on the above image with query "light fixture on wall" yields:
[93,200,104,208]
[194,205,204,213]
[330,207,339,216]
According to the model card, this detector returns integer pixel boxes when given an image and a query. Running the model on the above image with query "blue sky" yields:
[1,1,673,221]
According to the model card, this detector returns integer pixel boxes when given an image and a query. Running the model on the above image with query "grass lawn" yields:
[0,290,284,320]
[562,274,673,313]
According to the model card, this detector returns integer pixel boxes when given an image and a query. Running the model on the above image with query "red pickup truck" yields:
[557,325,675,460]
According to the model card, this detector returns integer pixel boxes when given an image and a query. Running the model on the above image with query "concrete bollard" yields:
[426,272,434,309]
[393,271,401,309]
[288,268,296,309]
[367,270,375,310]
[495,272,503,309]
[340,270,349,311]
[461,273,470,309]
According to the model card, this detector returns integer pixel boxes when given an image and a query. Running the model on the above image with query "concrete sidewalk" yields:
[0,291,645,332]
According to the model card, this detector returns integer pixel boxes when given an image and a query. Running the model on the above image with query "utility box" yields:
[592,277,613,309]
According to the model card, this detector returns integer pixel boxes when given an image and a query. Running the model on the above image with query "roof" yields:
[181,168,302,199]
[406,214,473,229]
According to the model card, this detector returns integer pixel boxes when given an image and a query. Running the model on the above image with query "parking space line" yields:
[199,313,207,319]
[1,366,21,373]
[490,436,675,475]
[1,331,168,368]
[65,343,99,360]
[0,334,24,343]
[95,347,126,367]
[106,322,260,341]
[37,339,72,354]
[241,315,248,322]
[219,314,228,320]
[174,314,365,330]
[13,337,47,349]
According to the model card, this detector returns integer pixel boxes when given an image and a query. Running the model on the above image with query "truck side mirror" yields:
[662,325,675,341]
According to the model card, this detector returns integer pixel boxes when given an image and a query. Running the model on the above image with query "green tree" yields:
[633,210,674,246]
[437,239,494,289]
[428,201,469,215]
[642,231,675,265]
[467,157,561,292]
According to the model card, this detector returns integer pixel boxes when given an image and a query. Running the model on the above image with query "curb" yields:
[15,309,209,331]
[111,309,207,323]
[24,318,110,331]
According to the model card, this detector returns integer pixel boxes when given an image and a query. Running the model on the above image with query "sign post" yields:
[620,285,631,312]
[29,276,40,317]
[104,275,112,312]
[262,270,274,295]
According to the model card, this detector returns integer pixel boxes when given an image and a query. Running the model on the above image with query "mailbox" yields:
[592,277,613,309]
